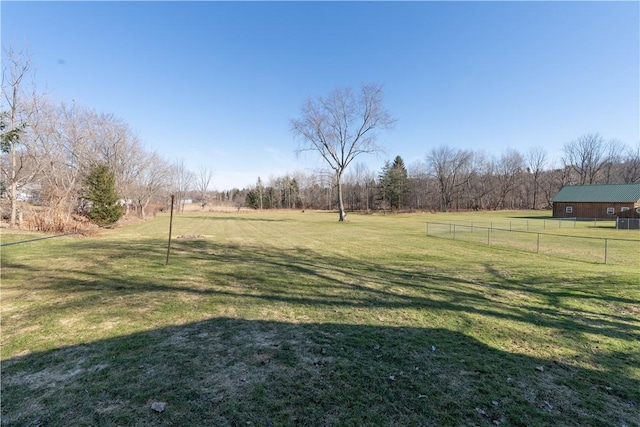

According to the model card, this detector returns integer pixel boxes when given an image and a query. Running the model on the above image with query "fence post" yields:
[487,227,491,245]
[166,194,175,266]
[453,224,456,240]
[604,238,608,264]
[536,233,540,253]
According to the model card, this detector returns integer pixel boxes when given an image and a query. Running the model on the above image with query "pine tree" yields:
[84,164,124,226]
[245,190,259,209]
[378,156,408,211]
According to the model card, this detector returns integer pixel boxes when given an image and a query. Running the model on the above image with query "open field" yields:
[1,210,639,426]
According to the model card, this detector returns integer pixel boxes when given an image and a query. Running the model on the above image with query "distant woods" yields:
[236,137,638,213]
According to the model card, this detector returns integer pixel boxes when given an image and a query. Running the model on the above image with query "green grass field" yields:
[2,210,639,426]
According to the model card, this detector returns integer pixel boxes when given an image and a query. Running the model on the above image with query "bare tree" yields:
[353,162,375,212]
[195,165,215,208]
[562,133,620,185]
[130,152,172,219]
[467,152,495,211]
[30,101,93,222]
[620,143,640,183]
[492,149,524,209]
[86,112,146,215]
[427,145,474,211]
[406,160,434,211]
[525,147,548,209]
[291,83,395,221]
[173,159,194,212]
[256,177,264,209]
[1,47,33,226]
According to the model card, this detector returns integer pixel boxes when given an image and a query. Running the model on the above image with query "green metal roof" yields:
[551,183,640,203]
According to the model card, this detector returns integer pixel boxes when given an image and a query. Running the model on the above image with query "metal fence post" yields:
[604,238,608,264]
[166,194,175,266]
[536,233,540,253]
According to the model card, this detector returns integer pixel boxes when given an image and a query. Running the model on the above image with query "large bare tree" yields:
[291,83,395,221]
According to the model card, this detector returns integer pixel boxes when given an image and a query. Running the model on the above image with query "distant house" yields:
[551,183,640,219]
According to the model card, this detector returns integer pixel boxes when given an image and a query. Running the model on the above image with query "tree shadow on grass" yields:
[5,238,638,342]
[2,318,639,427]
[2,237,639,425]
[4,237,639,346]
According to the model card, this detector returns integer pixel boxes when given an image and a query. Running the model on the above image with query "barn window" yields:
[607,207,615,215]
[565,206,573,214]
[621,207,630,212]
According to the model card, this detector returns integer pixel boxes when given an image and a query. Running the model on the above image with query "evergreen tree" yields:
[245,190,259,209]
[84,164,124,226]
[378,156,408,211]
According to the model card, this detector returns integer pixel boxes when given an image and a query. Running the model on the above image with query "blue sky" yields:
[2,1,639,190]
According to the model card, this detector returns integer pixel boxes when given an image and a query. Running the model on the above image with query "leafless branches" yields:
[291,83,395,221]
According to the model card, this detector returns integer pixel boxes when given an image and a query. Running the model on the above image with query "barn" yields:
[551,183,640,219]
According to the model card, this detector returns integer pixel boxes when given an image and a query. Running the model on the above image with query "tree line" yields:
[2,49,638,230]
[228,136,638,214]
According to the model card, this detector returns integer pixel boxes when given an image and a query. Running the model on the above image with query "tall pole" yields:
[166,195,175,265]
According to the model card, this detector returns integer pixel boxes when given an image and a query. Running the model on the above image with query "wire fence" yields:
[426,221,640,265]
[0,220,120,247]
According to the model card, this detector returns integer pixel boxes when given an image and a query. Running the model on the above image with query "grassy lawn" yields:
[1,210,639,426]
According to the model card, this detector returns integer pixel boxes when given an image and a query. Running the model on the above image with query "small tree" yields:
[245,189,259,209]
[83,164,123,226]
